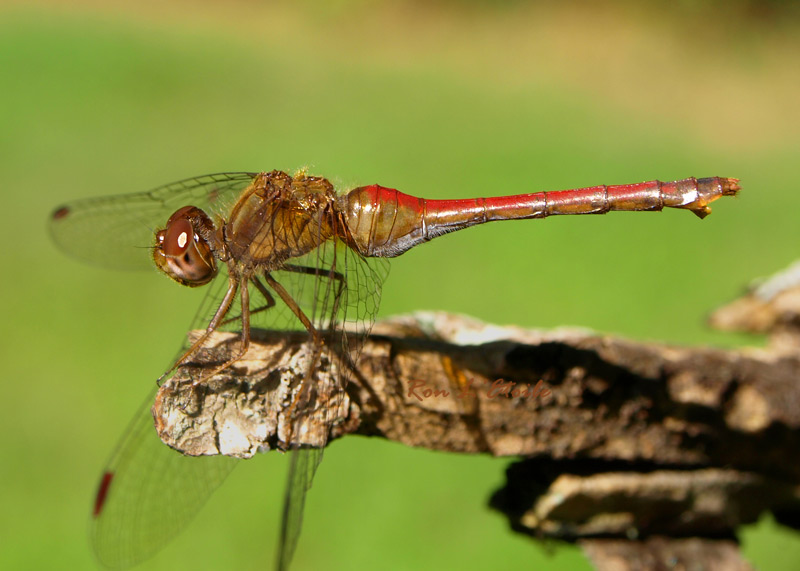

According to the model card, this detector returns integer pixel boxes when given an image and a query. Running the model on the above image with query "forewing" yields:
[50,173,258,270]
[86,181,390,571]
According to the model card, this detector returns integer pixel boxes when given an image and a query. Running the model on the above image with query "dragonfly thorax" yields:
[223,171,339,268]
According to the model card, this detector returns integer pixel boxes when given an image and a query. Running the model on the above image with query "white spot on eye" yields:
[177,231,188,249]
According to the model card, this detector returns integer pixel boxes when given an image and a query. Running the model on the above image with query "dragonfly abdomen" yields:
[337,177,739,258]
[338,177,738,259]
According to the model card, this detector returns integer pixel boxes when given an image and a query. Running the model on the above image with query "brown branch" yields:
[579,538,754,571]
[152,276,800,570]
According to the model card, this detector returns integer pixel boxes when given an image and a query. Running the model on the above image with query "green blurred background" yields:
[3,0,800,569]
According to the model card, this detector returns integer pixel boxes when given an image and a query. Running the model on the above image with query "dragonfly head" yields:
[153,206,218,287]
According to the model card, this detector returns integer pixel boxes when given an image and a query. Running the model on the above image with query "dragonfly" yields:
[49,170,739,569]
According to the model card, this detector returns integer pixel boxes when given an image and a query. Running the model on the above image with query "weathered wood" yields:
[580,537,755,571]
[151,268,800,571]
[155,312,800,475]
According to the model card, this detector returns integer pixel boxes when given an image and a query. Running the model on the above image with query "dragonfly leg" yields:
[160,277,239,384]
[190,277,252,385]
[263,273,323,347]
[263,272,328,445]
[280,263,347,328]
[281,263,345,285]
[219,276,276,327]
[279,261,374,418]
[246,276,277,319]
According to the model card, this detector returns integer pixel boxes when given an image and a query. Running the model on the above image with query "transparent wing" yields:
[49,172,258,269]
[90,387,239,569]
[276,447,322,571]
[266,239,389,571]
[83,175,390,570]
[89,271,251,568]
[267,241,389,339]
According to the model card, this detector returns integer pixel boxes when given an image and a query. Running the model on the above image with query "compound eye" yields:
[163,218,193,257]
[153,207,217,287]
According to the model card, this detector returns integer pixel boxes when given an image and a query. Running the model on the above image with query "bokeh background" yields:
[3,0,800,569]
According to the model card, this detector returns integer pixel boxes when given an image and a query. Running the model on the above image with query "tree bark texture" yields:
[152,258,800,570]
